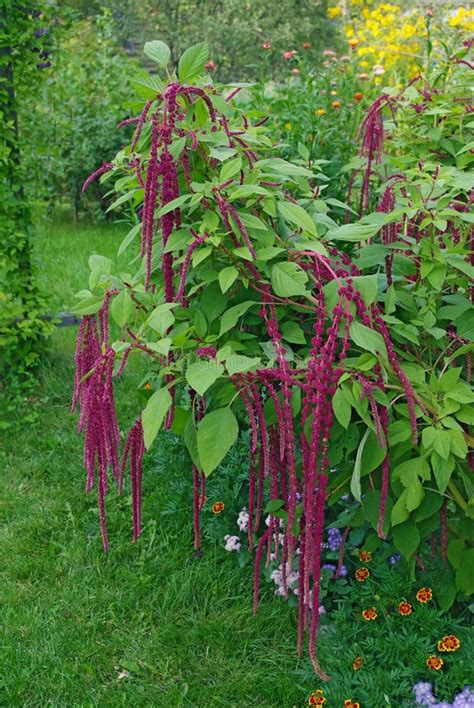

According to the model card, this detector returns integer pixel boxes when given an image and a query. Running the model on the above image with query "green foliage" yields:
[20,8,139,217]
[75,39,473,607]
[0,2,54,420]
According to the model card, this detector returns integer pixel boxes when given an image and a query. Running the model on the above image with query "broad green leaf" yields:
[327,222,381,242]
[186,361,224,396]
[456,548,474,595]
[392,519,420,560]
[118,223,141,256]
[433,429,451,460]
[225,355,261,376]
[281,321,306,345]
[292,239,329,256]
[147,303,177,336]
[157,194,190,217]
[431,451,455,494]
[277,201,316,236]
[271,262,308,298]
[332,388,351,429]
[350,321,387,357]
[351,428,369,502]
[218,266,239,294]
[219,301,257,336]
[178,42,209,82]
[144,40,171,67]
[405,479,425,512]
[197,407,239,475]
[447,539,465,569]
[391,489,410,526]
[111,289,134,328]
[142,388,172,449]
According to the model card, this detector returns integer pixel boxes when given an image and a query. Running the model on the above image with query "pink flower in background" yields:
[261,42,272,50]
[205,60,216,72]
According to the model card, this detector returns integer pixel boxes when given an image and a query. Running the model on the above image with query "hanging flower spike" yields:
[356,94,393,214]
[81,162,114,193]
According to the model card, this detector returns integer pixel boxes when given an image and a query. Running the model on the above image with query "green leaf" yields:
[185,361,224,396]
[178,42,209,82]
[456,548,474,595]
[147,303,177,336]
[144,40,171,67]
[277,201,316,236]
[392,520,420,560]
[225,355,261,376]
[332,388,351,429]
[157,195,190,217]
[197,407,239,475]
[405,479,425,512]
[350,321,387,357]
[431,451,455,494]
[142,388,172,449]
[351,428,369,502]
[447,539,465,569]
[219,301,257,336]
[111,290,134,328]
[218,266,239,293]
[391,489,410,526]
[271,262,308,297]
[118,223,141,256]
[327,222,381,242]
[281,321,306,345]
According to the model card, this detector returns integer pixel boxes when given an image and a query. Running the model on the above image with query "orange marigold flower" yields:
[212,501,225,514]
[332,100,342,109]
[438,635,461,652]
[344,701,360,708]
[308,689,326,705]
[355,567,370,582]
[362,607,377,621]
[144,383,151,390]
[353,656,364,670]
[359,550,372,562]
[416,587,433,603]
[302,42,311,49]
[354,92,364,102]
[348,38,358,47]
[398,601,413,616]
[426,655,443,671]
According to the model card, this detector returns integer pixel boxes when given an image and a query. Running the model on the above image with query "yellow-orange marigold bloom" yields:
[332,100,342,109]
[359,550,372,562]
[344,701,360,708]
[353,656,364,670]
[355,567,370,582]
[144,383,151,390]
[348,38,359,47]
[308,689,326,705]
[315,109,327,116]
[426,655,443,671]
[416,587,433,603]
[438,635,461,652]
[398,601,413,616]
[354,92,364,102]
[212,501,225,514]
[362,607,377,621]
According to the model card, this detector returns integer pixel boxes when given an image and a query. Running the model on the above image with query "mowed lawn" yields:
[1,219,315,707]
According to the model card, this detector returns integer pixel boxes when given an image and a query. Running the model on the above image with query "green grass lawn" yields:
[1,219,315,707]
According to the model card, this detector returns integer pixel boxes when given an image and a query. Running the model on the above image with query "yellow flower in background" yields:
[449,7,474,32]
[315,108,327,116]
[327,6,341,19]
